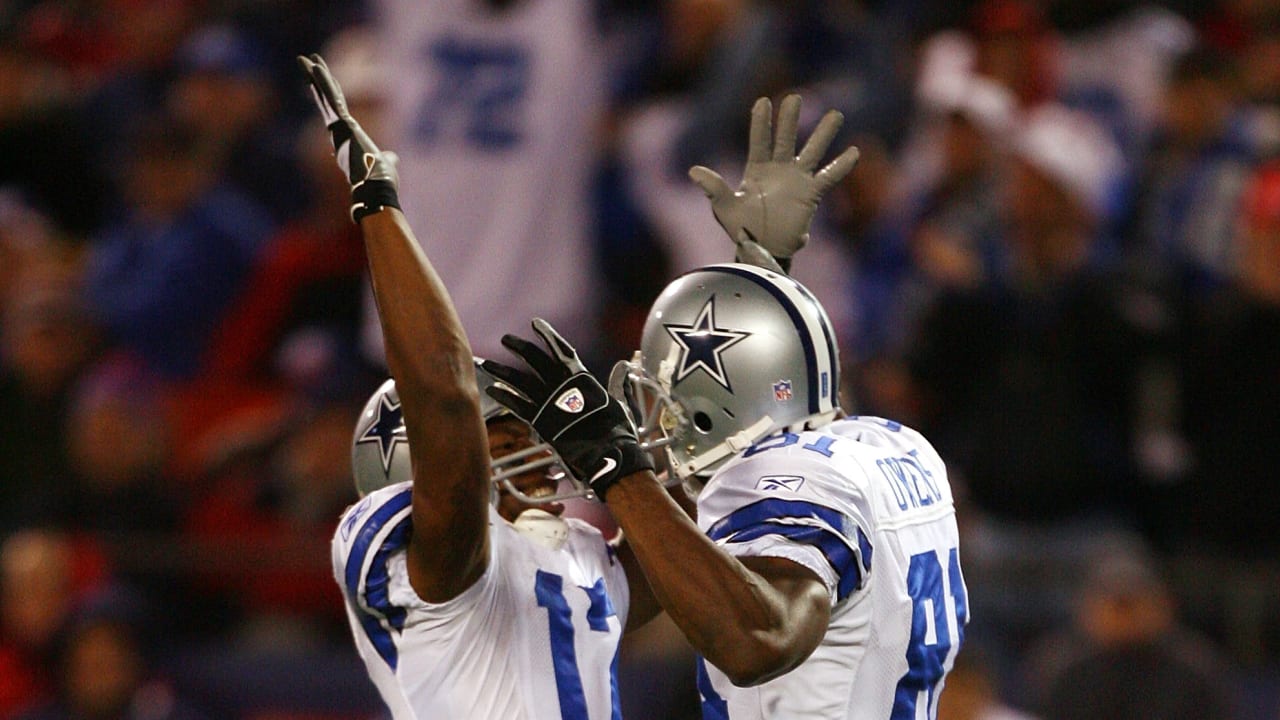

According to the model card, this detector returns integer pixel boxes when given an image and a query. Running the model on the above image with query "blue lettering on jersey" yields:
[742,431,837,458]
[696,657,729,720]
[415,35,531,151]
[535,571,623,720]
[891,548,967,720]
[344,487,413,669]
[876,452,942,511]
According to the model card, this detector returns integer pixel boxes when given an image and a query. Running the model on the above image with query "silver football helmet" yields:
[623,263,842,492]
[350,360,587,502]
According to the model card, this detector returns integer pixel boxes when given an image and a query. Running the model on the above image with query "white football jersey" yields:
[368,0,606,361]
[332,482,630,720]
[695,416,968,720]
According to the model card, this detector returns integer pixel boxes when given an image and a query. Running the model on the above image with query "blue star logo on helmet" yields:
[356,392,408,472]
[664,296,750,392]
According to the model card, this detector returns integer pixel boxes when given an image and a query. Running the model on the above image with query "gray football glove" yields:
[298,53,400,223]
[689,94,860,272]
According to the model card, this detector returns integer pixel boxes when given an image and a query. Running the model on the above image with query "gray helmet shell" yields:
[351,377,410,497]
[350,361,587,502]
[636,263,841,485]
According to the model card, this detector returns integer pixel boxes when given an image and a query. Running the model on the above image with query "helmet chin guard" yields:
[627,264,842,493]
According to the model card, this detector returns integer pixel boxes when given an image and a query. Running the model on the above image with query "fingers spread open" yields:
[531,318,585,374]
[748,97,773,166]
[814,145,861,193]
[498,333,560,384]
[689,166,732,201]
[773,94,802,162]
[797,109,844,171]
[484,384,537,422]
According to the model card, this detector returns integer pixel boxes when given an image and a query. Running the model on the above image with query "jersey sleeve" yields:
[697,444,874,605]
[332,484,416,669]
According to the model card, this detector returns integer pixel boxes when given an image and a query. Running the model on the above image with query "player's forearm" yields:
[359,208,492,595]
[360,209,473,399]
[606,473,809,685]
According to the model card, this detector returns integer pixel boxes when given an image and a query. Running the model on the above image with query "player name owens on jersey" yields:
[694,416,968,720]
[332,481,630,720]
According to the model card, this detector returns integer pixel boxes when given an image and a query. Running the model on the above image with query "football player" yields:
[484,97,968,719]
[301,54,659,720]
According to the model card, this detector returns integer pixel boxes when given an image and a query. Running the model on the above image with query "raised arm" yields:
[300,54,491,602]
[482,322,828,684]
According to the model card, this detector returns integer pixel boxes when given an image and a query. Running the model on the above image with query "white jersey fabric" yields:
[695,416,968,720]
[332,482,630,720]
[368,0,606,361]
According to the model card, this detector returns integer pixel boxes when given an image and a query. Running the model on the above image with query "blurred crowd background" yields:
[1,0,1279,718]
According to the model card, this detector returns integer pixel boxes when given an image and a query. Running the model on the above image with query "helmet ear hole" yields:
[693,411,714,433]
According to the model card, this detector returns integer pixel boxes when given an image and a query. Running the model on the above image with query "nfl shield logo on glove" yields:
[555,387,586,413]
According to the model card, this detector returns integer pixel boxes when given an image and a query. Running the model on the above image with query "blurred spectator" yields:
[163,30,375,480]
[366,0,611,364]
[166,23,305,223]
[81,114,272,380]
[64,358,179,539]
[16,587,212,720]
[1148,160,1280,667]
[0,193,95,535]
[900,68,1017,297]
[1127,46,1258,295]
[1054,4,1194,163]
[181,400,360,649]
[1028,543,1241,720]
[0,35,107,236]
[905,104,1146,671]
[0,271,96,536]
[0,529,108,719]
[1163,158,1280,560]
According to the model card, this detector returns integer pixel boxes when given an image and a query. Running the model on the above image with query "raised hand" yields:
[689,94,859,271]
[481,319,654,499]
[298,53,400,222]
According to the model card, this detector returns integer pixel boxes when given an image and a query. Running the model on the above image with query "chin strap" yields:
[678,409,842,492]
[676,415,778,480]
[512,508,569,551]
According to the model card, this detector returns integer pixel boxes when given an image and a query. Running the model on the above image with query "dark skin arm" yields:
[605,470,831,686]
[615,482,695,633]
[359,209,492,603]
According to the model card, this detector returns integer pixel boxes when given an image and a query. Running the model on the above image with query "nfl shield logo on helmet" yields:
[555,387,586,413]
[773,380,793,402]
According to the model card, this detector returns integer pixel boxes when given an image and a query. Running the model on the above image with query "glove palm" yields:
[690,94,859,270]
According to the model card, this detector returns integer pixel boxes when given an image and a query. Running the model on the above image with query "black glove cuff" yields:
[589,441,656,501]
[351,180,401,223]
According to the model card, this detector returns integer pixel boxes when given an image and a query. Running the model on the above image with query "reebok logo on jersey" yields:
[555,387,586,413]
[757,475,805,493]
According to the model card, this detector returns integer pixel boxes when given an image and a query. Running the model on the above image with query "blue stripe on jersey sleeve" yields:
[706,498,849,543]
[723,520,863,601]
[343,487,413,669]
[706,498,870,601]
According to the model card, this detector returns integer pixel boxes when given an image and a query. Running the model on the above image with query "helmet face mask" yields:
[349,362,591,503]
[629,264,842,491]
